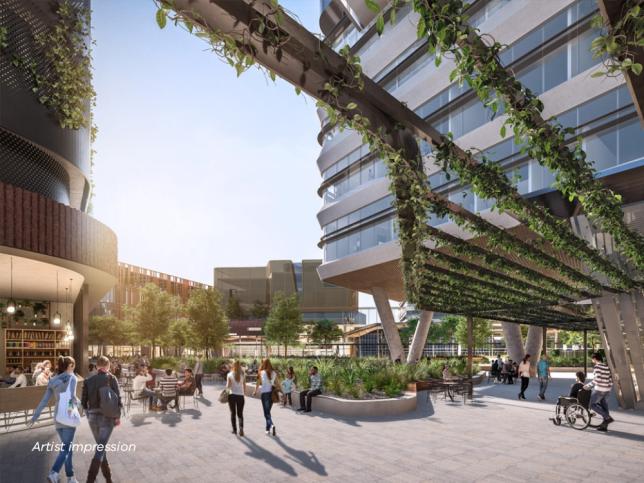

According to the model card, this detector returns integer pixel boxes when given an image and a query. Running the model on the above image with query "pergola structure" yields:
[161,0,644,408]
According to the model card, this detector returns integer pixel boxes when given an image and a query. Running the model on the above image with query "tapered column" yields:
[501,322,524,362]
[407,311,433,363]
[372,287,405,362]
[73,283,90,377]
[618,292,644,403]
[524,325,543,374]
[593,295,637,409]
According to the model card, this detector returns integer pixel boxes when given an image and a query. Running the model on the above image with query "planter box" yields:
[243,383,416,418]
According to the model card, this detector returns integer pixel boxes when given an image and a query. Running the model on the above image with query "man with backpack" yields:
[82,355,122,483]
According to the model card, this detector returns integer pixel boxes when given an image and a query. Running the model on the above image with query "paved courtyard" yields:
[1,375,643,483]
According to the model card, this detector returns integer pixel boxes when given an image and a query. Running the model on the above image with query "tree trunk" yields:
[502,322,524,362]
[524,325,543,374]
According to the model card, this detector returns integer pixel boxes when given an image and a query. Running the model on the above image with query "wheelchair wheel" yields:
[565,404,590,430]
[552,416,562,426]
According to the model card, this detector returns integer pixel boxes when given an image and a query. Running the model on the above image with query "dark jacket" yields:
[82,371,122,413]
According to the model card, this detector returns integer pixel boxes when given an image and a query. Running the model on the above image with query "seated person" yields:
[177,368,195,395]
[442,364,456,381]
[133,366,159,410]
[87,363,98,378]
[158,368,179,411]
[35,361,52,386]
[297,367,323,413]
[146,367,157,389]
[0,366,18,385]
[31,362,44,382]
[569,371,586,398]
[9,367,28,388]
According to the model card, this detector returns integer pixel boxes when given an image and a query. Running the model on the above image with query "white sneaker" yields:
[46,471,59,483]
[68,477,79,483]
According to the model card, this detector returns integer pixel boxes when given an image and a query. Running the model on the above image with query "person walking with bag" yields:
[82,355,122,483]
[226,360,245,436]
[28,356,81,483]
[253,358,278,436]
[518,354,531,400]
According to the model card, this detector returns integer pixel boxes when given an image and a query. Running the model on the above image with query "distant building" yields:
[214,259,361,324]
[93,262,212,319]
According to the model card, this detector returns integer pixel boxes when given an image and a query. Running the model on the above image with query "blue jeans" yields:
[538,376,548,398]
[141,387,158,406]
[590,390,610,421]
[260,392,273,431]
[87,412,116,462]
[52,426,76,476]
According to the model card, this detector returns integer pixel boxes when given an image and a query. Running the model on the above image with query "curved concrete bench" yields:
[242,383,416,417]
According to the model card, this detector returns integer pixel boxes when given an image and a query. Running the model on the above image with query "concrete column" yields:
[501,322,524,362]
[593,295,637,409]
[407,311,433,363]
[618,292,644,403]
[524,325,543,374]
[372,287,405,362]
[73,283,90,377]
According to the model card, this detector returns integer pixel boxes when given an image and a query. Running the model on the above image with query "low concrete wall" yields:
[243,383,416,417]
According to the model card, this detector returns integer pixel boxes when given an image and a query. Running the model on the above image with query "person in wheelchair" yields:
[569,371,586,399]
[554,372,590,423]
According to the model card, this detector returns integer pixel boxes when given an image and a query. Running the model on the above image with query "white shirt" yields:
[9,374,27,388]
[227,371,245,396]
[518,361,531,378]
[35,372,50,386]
[259,370,276,393]
[132,374,152,397]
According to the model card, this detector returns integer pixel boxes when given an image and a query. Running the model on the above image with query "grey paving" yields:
[1,376,643,483]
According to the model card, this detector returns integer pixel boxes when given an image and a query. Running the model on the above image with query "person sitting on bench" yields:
[297,367,322,413]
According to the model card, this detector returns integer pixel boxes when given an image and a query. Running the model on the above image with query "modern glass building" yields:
[315,0,644,313]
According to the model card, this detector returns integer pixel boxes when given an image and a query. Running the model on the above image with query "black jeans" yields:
[299,389,321,411]
[87,412,115,463]
[195,374,203,395]
[228,394,244,431]
[519,376,529,397]
[283,392,292,406]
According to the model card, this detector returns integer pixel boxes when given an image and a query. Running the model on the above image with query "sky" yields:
[91,0,324,286]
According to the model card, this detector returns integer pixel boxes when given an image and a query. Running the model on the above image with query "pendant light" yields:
[64,279,74,342]
[6,257,16,314]
[52,272,61,325]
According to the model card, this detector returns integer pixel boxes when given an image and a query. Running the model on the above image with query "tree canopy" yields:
[264,292,303,356]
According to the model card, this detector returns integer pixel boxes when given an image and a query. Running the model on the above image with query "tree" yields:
[264,292,303,357]
[455,317,492,352]
[187,288,229,358]
[125,283,177,359]
[161,318,194,357]
[427,315,459,343]
[308,319,343,355]
[225,293,246,320]
[89,315,119,355]
[250,300,270,319]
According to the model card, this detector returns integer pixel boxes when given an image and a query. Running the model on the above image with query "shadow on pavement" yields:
[239,436,297,476]
[273,436,327,476]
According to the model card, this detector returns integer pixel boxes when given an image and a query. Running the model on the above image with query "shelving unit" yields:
[4,328,71,372]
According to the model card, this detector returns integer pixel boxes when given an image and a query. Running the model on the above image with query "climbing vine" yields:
[408,0,644,274]
[156,0,636,322]
[591,0,644,77]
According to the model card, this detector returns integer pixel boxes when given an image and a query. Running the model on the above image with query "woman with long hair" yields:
[226,360,245,436]
[518,354,531,400]
[253,358,277,436]
[28,356,80,483]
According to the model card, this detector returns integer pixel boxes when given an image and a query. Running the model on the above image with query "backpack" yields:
[99,374,121,418]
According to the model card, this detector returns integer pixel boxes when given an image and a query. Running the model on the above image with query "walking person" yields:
[584,352,614,432]
[82,355,122,483]
[253,358,277,436]
[28,356,81,483]
[537,353,551,400]
[518,354,531,400]
[194,354,204,396]
[226,360,245,436]
[297,366,323,413]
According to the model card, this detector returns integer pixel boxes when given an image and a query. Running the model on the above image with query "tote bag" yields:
[56,379,81,427]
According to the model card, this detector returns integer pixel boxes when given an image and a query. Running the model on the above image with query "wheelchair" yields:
[551,388,602,430]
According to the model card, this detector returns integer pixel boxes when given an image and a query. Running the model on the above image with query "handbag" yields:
[218,389,229,404]
[271,375,281,403]
[56,378,81,427]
